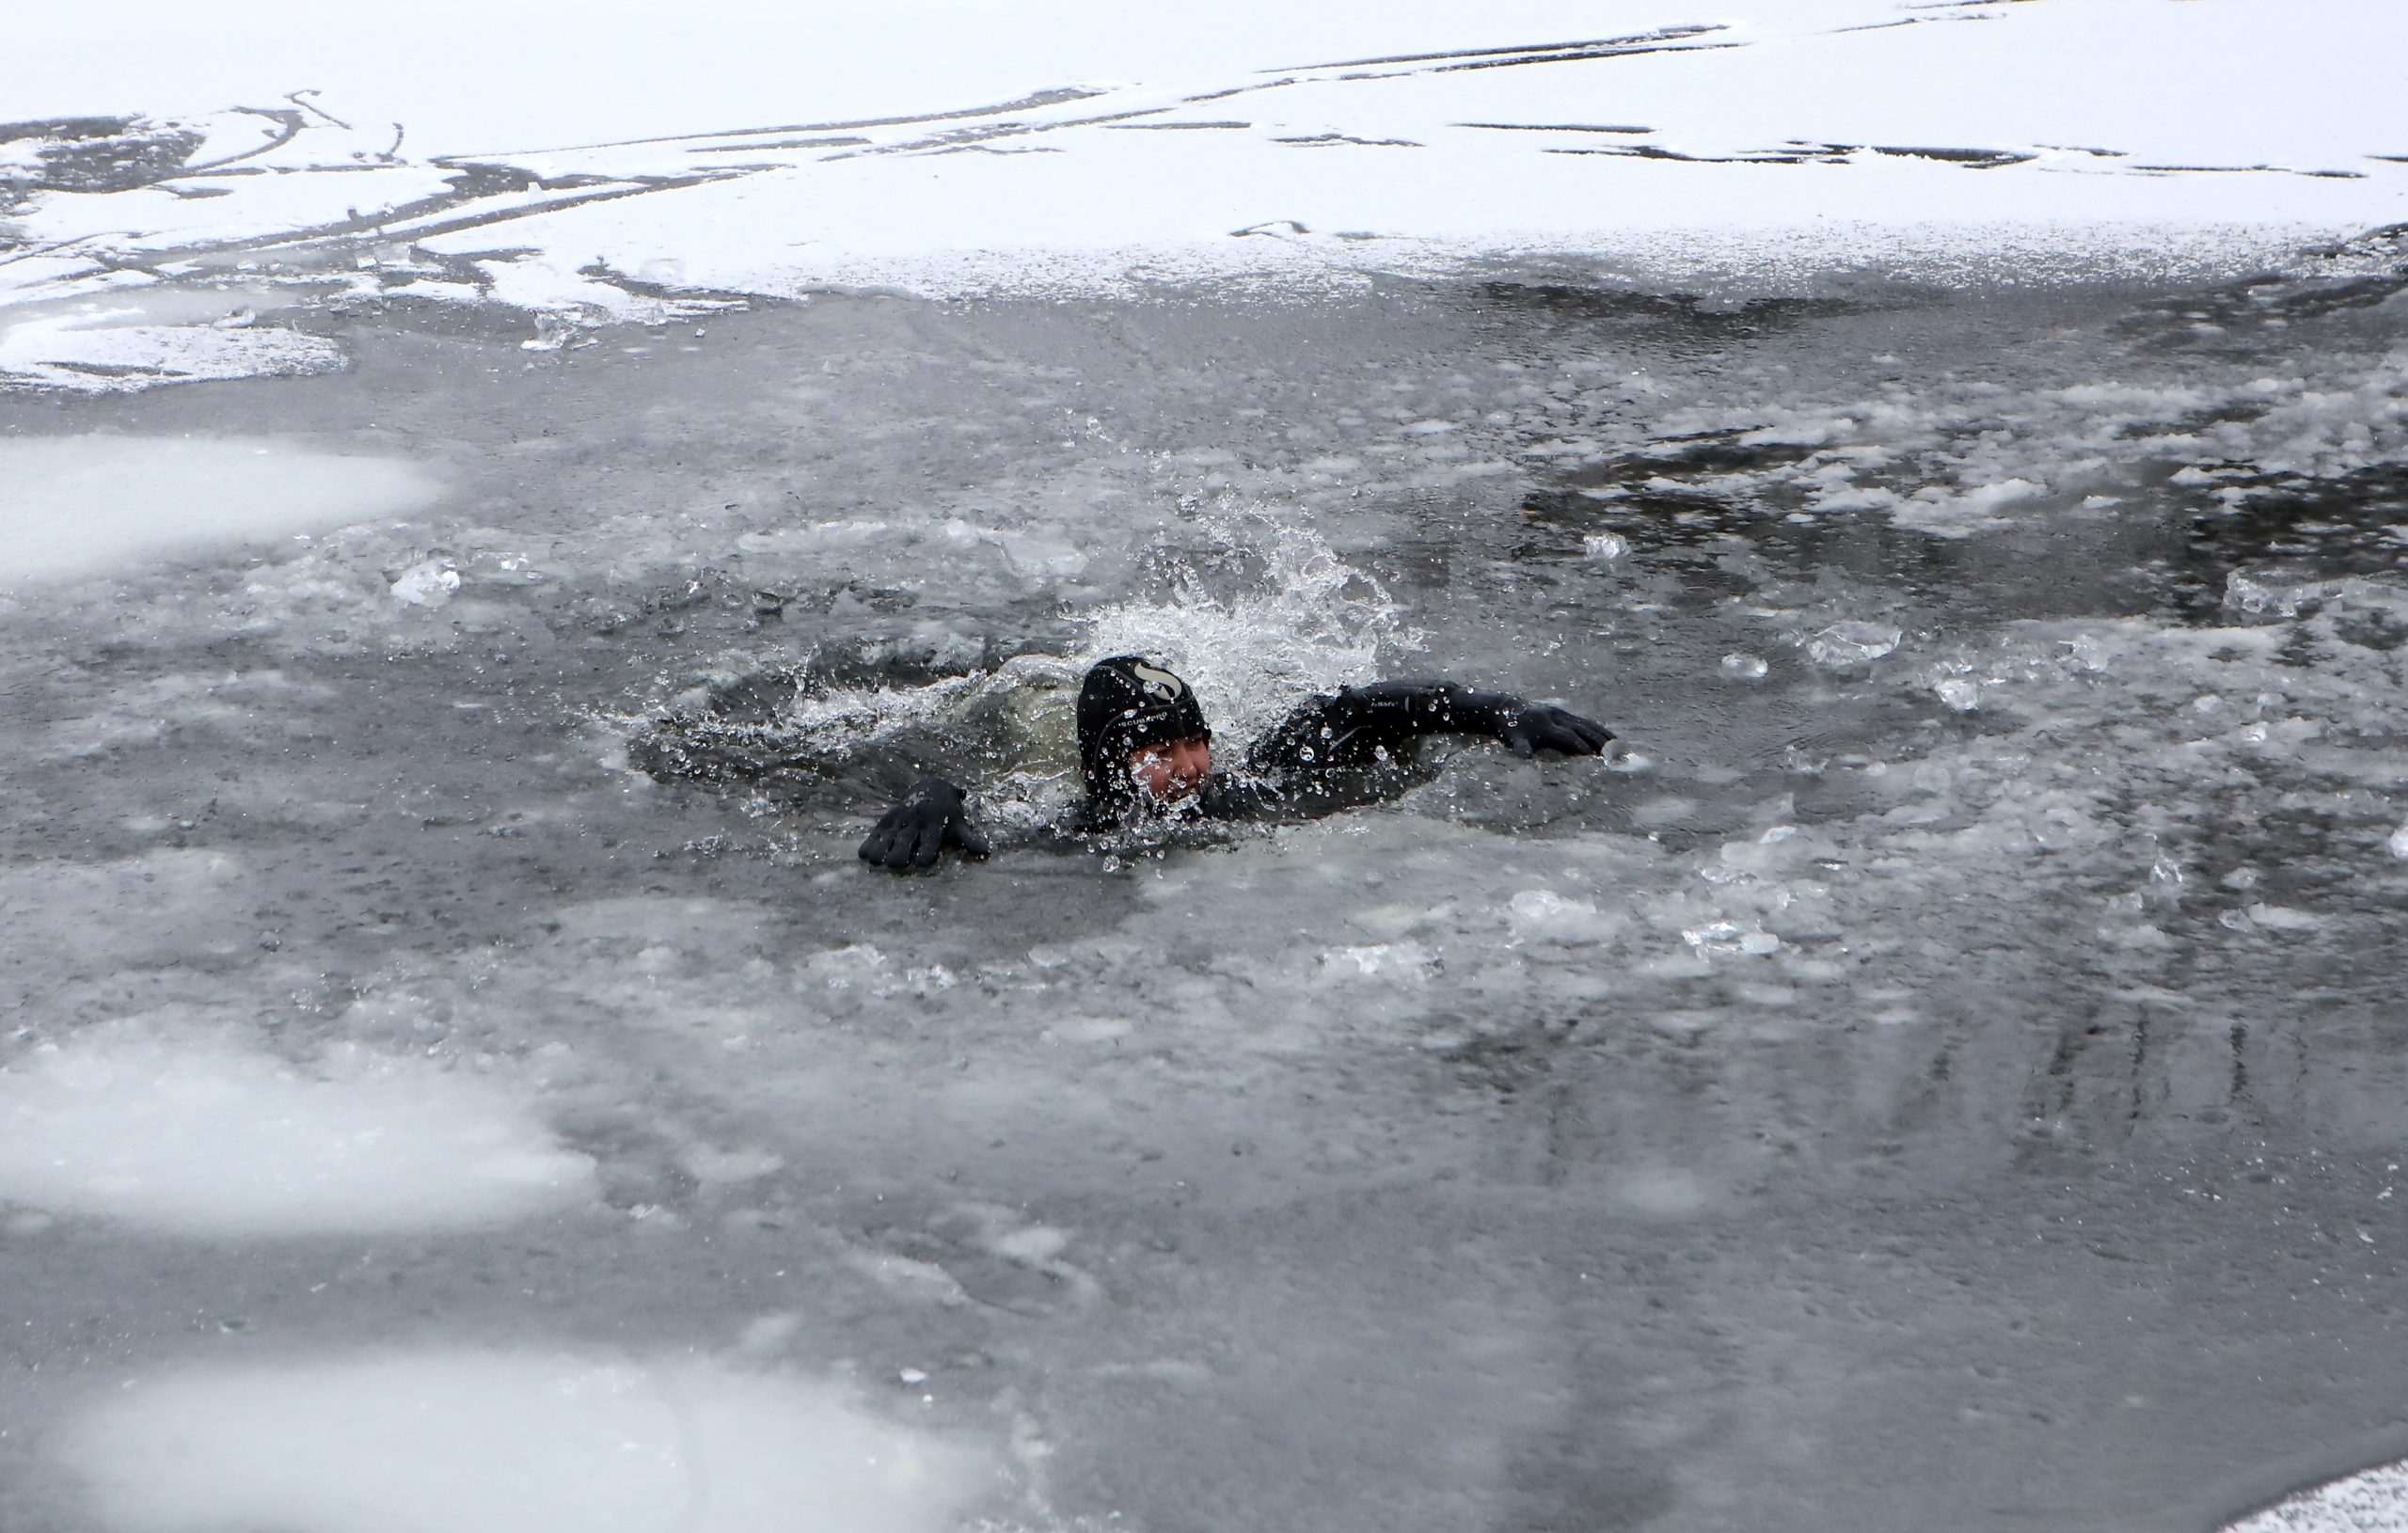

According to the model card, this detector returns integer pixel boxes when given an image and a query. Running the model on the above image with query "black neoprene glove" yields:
[858,778,991,871]
[1469,692,1615,758]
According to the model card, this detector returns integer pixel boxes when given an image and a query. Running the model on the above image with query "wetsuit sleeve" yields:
[1245,681,1612,775]
[859,777,992,871]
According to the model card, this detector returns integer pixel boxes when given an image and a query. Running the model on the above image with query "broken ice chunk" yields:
[2246,903,2322,932]
[2390,823,2408,860]
[1320,941,1435,980]
[521,310,589,352]
[1509,889,1597,926]
[1680,921,1781,956]
[389,559,460,607]
[1934,677,1980,711]
[1581,531,1629,561]
[1719,653,1768,680]
[1807,622,1901,668]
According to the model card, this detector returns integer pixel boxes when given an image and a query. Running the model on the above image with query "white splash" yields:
[1080,513,1420,748]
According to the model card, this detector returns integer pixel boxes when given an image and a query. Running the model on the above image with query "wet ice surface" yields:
[1,259,2406,1533]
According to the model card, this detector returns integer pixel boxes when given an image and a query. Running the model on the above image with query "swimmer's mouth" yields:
[1139,784,1204,814]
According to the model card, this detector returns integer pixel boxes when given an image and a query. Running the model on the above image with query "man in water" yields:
[856,655,1611,871]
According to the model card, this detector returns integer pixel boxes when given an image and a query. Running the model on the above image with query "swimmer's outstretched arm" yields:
[1246,681,1612,774]
[859,777,992,871]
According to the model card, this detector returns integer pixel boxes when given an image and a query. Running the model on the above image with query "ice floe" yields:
[0,1021,595,1236]
[0,435,441,586]
[55,1350,989,1533]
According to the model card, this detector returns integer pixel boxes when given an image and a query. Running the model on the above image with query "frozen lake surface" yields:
[8,3,2408,1529]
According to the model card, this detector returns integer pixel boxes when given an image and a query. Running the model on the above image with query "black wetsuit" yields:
[854,657,1612,871]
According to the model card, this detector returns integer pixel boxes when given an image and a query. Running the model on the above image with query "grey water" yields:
[4,243,2408,1532]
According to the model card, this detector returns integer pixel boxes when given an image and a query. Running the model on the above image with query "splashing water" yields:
[1075,511,1421,749]
[625,514,1414,827]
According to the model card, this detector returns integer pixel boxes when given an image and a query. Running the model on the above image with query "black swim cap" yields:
[1076,656,1212,804]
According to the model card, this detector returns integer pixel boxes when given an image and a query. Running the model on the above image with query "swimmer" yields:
[856,655,1611,871]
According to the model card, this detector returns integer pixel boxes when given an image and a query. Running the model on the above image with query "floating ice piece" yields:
[2224,568,2408,623]
[1890,477,2047,536]
[2224,567,2338,618]
[1581,531,1629,561]
[1934,677,1980,712]
[1680,921,1782,956]
[2390,823,2408,860]
[388,559,461,607]
[1705,825,1819,884]
[1719,653,1768,680]
[56,1351,988,1533]
[2246,903,2322,932]
[806,944,890,989]
[0,1023,594,1236]
[0,436,441,586]
[1509,889,1597,927]
[522,311,592,352]
[1806,622,1902,668]
[0,302,344,393]
[1321,941,1435,980]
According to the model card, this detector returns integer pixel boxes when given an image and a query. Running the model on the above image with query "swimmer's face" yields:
[1128,736,1212,806]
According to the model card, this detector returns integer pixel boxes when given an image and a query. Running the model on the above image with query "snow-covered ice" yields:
[2230,1462,2408,1533]
[8,0,2408,387]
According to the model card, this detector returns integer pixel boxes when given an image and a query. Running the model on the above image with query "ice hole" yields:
[0,435,441,586]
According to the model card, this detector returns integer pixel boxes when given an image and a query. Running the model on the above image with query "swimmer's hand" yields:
[1485,697,1615,759]
[859,778,991,871]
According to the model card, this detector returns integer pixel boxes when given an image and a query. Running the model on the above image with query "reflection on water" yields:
[1,248,2405,1533]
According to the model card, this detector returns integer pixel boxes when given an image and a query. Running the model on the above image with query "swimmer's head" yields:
[1077,656,1212,811]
